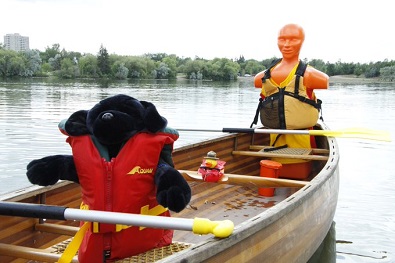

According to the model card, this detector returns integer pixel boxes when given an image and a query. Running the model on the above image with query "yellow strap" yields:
[139,204,168,230]
[56,204,167,262]
[116,224,131,232]
[140,204,168,216]
[92,221,99,233]
[57,222,90,263]
[270,63,299,87]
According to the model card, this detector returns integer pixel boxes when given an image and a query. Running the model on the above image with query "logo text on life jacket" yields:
[128,166,154,175]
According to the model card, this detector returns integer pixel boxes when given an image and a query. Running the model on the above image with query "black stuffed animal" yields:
[26,94,191,262]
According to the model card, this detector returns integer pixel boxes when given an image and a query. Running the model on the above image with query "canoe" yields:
[0,122,339,263]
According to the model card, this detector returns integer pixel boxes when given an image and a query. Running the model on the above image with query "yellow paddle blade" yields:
[309,128,391,142]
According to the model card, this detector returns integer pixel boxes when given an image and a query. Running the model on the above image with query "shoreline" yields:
[329,75,384,84]
[239,74,388,84]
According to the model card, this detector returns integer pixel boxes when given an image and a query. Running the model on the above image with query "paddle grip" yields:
[222,128,255,133]
[0,202,66,220]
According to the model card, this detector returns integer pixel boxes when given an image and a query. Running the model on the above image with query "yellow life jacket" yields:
[255,59,321,130]
[251,59,322,166]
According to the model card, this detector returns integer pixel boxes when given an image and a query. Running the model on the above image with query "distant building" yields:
[4,33,30,52]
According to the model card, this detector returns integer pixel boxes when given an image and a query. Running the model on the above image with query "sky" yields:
[2,0,394,63]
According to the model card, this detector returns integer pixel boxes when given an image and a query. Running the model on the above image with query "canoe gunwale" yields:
[0,181,75,202]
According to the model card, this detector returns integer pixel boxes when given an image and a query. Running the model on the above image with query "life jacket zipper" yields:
[278,87,286,129]
[103,158,114,260]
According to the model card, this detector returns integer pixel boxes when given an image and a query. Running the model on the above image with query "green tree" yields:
[97,45,111,76]
[244,59,265,75]
[339,62,355,75]
[177,57,192,74]
[125,56,144,78]
[206,58,240,80]
[236,55,247,75]
[0,49,21,77]
[308,59,326,72]
[49,54,62,71]
[380,66,395,81]
[236,55,245,64]
[154,62,170,79]
[353,63,366,76]
[325,63,336,76]
[63,51,82,63]
[10,56,25,76]
[161,55,178,79]
[145,53,167,62]
[58,57,79,78]
[40,44,61,63]
[112,61,129,79]
[185,59,207,79]
[41,63,52,73]
[79,54,98,77]
[364,62,381,78]
[124,56,156,79]
[21,49,42,76]
[261,57,279,69]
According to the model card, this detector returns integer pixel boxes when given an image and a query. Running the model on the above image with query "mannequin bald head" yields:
[277,24,305,60]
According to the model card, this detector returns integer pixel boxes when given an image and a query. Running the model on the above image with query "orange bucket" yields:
[259,160,282,197]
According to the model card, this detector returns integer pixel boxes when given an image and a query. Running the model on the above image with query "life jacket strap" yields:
[283,91,322,110]
[250,97,263,128]
[92,222,131,233]
[261,58,282,83]
[57,222,90,263]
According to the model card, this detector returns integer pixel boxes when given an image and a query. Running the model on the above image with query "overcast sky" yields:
[2,0,394,63]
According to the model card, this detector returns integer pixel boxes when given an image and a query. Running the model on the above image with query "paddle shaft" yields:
[0,201,192,231]
[178,128,309,134]
[0,201,234,237]
[176,127,391,141]
[180,170,307,188]
[221,172,307,188]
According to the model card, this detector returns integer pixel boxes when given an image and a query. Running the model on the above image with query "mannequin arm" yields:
[304,67,329,89]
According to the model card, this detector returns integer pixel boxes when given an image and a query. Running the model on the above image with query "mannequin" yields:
[253,24,329,179]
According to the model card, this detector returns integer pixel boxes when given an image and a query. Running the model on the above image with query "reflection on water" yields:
[1,78,394,262]
[316,83,395,263]
[309,222,336,263]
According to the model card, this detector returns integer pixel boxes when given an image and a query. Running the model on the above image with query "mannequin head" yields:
[277,24,305,60]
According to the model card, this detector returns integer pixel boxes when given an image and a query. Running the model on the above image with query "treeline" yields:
[1,43,395,81]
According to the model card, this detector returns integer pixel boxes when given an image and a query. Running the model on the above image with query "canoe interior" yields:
[0,127,335,263]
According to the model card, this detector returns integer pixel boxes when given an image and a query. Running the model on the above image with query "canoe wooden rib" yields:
[0,122,339,263]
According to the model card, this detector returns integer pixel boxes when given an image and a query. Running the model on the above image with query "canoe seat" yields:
[232,145,329,161]
[35,223,79,236]
[0,242,79,263]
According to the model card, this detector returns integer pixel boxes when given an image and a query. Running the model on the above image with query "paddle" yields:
[176,127,391,142]
[0,201,233,238]
[180,170,308,188]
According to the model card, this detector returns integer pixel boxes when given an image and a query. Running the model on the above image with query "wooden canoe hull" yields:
[0,124,339,263]
[160,133,339,263]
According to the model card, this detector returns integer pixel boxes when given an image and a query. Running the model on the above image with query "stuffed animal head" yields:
[64,94,167,145]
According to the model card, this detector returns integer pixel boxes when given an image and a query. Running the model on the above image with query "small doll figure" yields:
[197,151,226,182]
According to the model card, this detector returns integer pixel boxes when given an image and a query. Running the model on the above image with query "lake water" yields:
[0,77,394,262]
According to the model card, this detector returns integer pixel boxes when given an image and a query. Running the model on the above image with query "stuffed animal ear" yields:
[64,110,90,136]
[140,101,167,133]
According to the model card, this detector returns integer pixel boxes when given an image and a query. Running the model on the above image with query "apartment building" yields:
[4,33,30,52]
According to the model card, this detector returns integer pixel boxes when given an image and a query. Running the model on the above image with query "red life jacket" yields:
[65,131,177,262]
